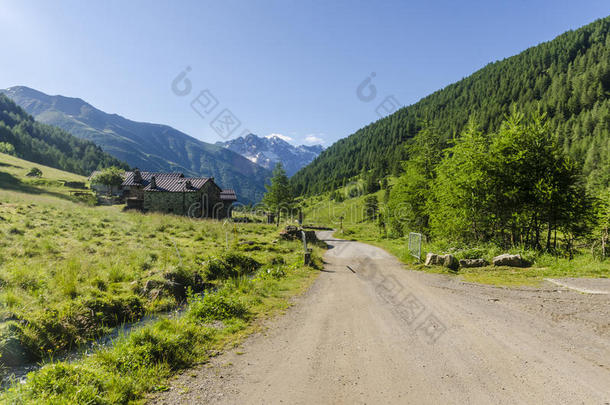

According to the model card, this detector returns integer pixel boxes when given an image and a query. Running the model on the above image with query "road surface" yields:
[153,231,610,404]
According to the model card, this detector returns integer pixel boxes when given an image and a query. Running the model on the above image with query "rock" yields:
[441,254,459,271]
[492,253,527,267]
[459,258,489,268]
[143,278,183,299]
[278,226,318,243]
[0,322,31,366]
[425,253,441,266]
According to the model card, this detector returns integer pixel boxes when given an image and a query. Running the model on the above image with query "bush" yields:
[186,291,248,323]
[0,141,15,155]
[202,252,260,281]
[26,167,42,177]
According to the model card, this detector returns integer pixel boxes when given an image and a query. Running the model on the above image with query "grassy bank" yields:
[2,256,319,404]
[0,153,323,402]
[302,186,610,286]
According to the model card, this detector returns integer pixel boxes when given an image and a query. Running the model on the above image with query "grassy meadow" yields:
[0,153,322,403]
[302,179,610,286]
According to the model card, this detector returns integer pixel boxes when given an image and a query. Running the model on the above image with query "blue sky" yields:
[1,1,608,147]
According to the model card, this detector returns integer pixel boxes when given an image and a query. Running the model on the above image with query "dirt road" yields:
[153,232,610,404]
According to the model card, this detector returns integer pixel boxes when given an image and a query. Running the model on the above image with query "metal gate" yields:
[408,232,422,261]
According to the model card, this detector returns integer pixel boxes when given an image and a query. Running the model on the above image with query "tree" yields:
[263,163,294,226]
[429,119,490,241]
[91,166,124,196]
[386,123,443,236]
[0,142,15,155]
[364,195,379,221]
[364,170,380,194]
[26,167,42,177]
[430,111,592,251]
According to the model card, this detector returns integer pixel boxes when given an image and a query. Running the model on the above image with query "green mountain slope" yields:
[0,93,127,175]
[291,16,610,195]
[1,86,272,203]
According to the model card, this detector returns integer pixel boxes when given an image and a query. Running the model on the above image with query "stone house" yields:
[119,169,236,218]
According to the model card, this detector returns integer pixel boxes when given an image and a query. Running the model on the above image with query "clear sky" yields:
[1,1,608,146]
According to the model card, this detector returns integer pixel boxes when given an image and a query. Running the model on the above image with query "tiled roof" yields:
[144,177,210,192]
[122,171,183,187]
[220,189,237,201]
[118,170,236,199]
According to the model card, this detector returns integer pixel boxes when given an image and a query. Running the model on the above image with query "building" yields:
[91,169,237,218]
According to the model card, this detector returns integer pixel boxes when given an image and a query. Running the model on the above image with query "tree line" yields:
[385,112,601,253]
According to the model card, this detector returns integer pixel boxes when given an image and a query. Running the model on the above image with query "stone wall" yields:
[143,190,200,216]
[141,182,232,218]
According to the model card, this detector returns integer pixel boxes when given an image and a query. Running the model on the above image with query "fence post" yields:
[302,230,311,265]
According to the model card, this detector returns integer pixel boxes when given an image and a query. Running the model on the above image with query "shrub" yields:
[186,291,248,323]
[202,252,260,281]
[26,167,42,177]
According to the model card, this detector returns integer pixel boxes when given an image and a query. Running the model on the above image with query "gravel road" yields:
[152,231,610,404]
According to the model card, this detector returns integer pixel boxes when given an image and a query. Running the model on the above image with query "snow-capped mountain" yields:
[216,134,324,176]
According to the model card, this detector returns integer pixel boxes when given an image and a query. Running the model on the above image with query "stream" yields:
[0,302,191,388]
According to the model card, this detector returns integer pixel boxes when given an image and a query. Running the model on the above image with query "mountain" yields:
[0,93,127,175]
[291,16,610,195]
[216,134,323,176]
[1,86,271,203]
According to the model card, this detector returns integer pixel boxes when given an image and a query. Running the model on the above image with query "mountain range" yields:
[1,86,271,204]
[216,134,323,176]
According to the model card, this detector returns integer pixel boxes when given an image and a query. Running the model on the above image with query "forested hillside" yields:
[292,16,610,195]
[0,94,127,175]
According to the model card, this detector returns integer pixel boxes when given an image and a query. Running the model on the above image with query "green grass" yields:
[0,152,95,204]
[2,264,318,404]
[0,153,322,403]
[303,184,610,286]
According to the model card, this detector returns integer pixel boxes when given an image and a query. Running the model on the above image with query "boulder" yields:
[441,254,459,271]
[425,253,458,270]
[279,226,318,243]
[459,258,489,268]
[425,253,441,266]
[492,253,526,267]
[143,278,183,299]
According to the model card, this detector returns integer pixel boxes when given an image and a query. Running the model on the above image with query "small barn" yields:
[121,170,236,218]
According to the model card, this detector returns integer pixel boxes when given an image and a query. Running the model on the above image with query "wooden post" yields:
[302,230,311,265]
